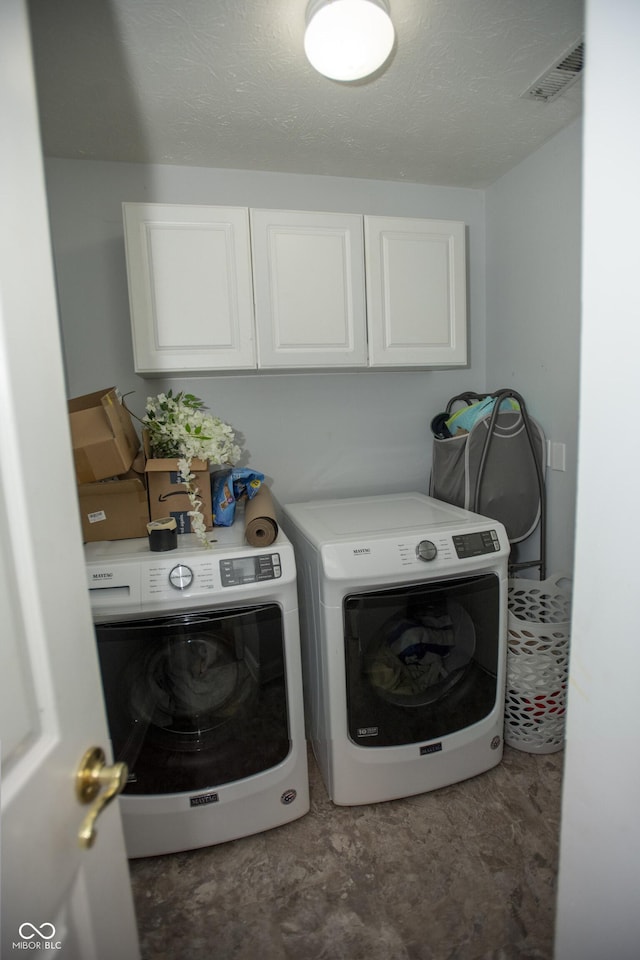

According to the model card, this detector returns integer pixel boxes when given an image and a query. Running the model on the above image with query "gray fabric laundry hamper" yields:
[429,388,546,579]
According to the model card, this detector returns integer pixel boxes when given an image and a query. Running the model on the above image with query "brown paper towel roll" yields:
[244,486,279,547]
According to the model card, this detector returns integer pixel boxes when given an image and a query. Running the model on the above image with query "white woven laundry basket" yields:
[505,574,571,754]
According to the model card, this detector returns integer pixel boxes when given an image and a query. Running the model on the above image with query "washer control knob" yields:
[169,564,194,590]
[416,540,437,562]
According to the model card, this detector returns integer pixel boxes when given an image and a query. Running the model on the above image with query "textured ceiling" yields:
[27,0,584,188]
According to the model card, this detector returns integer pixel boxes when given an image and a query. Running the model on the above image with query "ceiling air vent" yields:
[522,40,584,103]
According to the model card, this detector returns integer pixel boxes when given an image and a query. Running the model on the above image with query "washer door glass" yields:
[96,603,289,794]
[344,573,500,747]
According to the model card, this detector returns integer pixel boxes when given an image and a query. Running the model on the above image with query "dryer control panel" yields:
[317,523,509,582]
[453,530,501,559]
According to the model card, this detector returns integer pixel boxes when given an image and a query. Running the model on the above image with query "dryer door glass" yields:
[344,573,500,747]
[96,603,289,794]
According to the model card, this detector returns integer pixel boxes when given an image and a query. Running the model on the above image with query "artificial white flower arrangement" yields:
[143,390,241,548]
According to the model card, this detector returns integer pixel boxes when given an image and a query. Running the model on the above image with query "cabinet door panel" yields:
[123,203,255,372]
[251,209,367,368]
[365,217,467,367]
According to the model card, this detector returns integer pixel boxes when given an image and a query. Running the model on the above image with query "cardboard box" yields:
[145,456,213,534]
[68,387,139,484]
[77,476,150,542]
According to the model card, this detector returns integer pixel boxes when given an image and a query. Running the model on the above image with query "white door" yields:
[251,208,368,367]
[365,215,467,367]
[0,3,140,958]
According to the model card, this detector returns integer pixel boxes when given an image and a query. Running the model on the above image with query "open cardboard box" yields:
[143,432,213,533]
[68,387,139,484]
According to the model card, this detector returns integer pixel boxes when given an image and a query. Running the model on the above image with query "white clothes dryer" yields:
[85,520,308,857]
[283,492,509,806]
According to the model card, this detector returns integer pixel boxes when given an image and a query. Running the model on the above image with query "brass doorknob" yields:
[75,746,128,849]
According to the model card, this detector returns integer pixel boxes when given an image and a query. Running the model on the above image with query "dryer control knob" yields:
[169,563,194,590]
[416,540,437,562]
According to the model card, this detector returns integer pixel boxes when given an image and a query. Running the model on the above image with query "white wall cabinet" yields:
[365,216,467,367]
[123,203,256,373]
[123,203,467,373]
[250,209,367,368]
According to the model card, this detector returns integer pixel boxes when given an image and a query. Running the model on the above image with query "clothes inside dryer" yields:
[365,599,475,705]
[96,603,290,794]
[344,573,500,748]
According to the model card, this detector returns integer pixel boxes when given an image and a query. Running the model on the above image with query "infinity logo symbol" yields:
[18,922,56,940]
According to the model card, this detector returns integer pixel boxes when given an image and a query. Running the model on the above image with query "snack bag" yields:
[211,468,264,526]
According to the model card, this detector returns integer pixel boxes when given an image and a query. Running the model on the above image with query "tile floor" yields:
[129,744,563,960]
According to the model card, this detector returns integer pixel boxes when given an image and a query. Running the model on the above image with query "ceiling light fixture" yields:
[304,0,395,82]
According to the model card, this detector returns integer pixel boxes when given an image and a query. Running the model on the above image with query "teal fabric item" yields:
[446,397,519,435]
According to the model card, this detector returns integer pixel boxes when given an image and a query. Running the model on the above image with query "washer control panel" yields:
[220,553,281,587]
[453,530,501,558]
[85,531,294,618]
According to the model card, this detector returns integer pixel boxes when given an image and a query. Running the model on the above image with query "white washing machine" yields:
[85,519,308,858]
[283,492,509,805]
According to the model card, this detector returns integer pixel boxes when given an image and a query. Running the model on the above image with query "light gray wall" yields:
[45,159,487,505]
[44,121,581,571]
[485,120,583,574]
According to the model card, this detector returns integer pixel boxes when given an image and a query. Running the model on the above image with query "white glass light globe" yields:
[304,0,395,82]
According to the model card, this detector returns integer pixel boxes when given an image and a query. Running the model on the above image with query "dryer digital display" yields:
[452,530,501,558]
